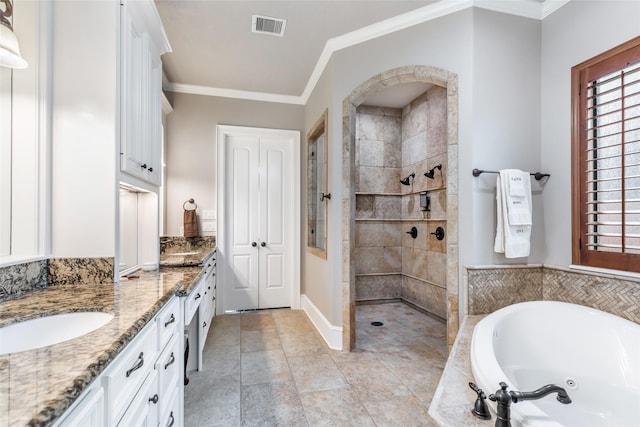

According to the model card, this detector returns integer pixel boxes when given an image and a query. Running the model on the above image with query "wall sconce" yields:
[400,172,415,186]
[0,0,28,69]
[424,164,442,179]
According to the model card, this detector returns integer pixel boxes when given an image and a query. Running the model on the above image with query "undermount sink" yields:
[0,312,114,355]
[167,251,199,256]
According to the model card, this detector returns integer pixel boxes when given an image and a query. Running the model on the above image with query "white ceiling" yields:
[155,1,436,99]
[155,0,566,106]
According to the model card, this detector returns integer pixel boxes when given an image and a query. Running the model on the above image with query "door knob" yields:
[251,242,257,247]
[261,242,266,247]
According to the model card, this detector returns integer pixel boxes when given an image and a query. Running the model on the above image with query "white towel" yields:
[505,169,532,226]
[494,169,532,258]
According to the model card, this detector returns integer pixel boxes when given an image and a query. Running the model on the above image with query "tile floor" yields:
[184,302,447,426]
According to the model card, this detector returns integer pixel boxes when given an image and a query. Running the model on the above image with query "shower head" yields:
[424,164,442,179]
[400,172,415,186]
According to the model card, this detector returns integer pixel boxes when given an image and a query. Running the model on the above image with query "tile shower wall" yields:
[355,106,403,300]
[355,86,448,319]
[466,265,640,324]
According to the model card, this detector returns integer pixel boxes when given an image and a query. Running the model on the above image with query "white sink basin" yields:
[167,251,199,256]
[0,312,114,355]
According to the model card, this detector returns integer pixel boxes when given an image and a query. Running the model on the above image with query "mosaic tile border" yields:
[467,264,640,324]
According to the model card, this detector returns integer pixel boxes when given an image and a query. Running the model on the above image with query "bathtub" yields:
[470,301,640,426]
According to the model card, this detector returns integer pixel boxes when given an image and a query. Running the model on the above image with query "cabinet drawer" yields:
[156,333,180,403]
[103,322,157,424]
[184,279,205,324]
[156,297,180,351]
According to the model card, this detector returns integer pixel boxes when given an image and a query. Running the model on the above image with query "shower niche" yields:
[354,86,447,320]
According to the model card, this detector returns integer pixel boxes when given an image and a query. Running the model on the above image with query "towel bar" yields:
[183,198,197,210]
[472,168,550,181]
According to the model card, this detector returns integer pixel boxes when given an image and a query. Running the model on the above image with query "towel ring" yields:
[183,198,197,211]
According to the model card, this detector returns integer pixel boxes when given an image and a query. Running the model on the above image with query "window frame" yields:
[306,109,329,259]
[571,36,640,272]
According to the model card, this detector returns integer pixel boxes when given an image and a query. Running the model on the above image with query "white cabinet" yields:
[55,296,184,427]
[198,254,217,366]
[119,0,169,186]
[183,250,217,372]
[56,385,105,427]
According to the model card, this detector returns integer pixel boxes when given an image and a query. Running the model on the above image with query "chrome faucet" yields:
[489,382,572,427]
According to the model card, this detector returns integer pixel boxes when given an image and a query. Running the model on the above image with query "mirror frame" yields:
[306,109,328,259]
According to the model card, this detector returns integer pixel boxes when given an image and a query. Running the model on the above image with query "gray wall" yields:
[541,0,640,266]
[163,1,640,329]
[164,93,304,236]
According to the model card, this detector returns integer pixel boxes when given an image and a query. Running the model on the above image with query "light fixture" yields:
[400,172,415,186]
[0,0,28,69]
[424,164,442,179]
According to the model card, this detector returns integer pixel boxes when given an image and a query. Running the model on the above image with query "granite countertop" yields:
[428,315,489,426]
[159,247,215,268]
[0,270,192,427]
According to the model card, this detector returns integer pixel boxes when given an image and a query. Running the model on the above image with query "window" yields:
[572,36,640,272]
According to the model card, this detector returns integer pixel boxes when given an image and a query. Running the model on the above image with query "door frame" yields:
[216,125,301,313]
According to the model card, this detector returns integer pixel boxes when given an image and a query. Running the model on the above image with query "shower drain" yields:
[371,321,384,327]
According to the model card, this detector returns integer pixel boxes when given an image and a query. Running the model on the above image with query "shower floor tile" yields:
[185,302,446,426]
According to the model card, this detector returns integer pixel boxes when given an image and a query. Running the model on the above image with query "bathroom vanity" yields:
[0,243,215,426]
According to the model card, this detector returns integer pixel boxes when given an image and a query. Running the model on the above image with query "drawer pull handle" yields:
[168,411,175,427]
[164,352,176,369]
[164,314,175,327]
[149,394,159,404]
[202,321,207,328]
[126,352,144,377]
[194,293,201,300]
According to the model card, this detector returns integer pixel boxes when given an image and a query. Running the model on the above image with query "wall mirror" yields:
[307,110,328,258]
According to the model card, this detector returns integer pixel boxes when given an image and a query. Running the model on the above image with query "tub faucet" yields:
[489,382,571,427]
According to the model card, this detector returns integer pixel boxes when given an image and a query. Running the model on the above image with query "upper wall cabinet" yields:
[120,0,170,187]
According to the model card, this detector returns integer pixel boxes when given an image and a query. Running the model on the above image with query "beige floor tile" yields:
[279,331,327,357]
[202,344,241,377]
[184,372,240,427]
[240,381,308,427]
[363,396,436,427]
[336,358,413,402]
[240,311,276,331]
[240,349,292,386]
[299,387,376,427]
[187,303,447,427]
[288,353,347,393]
[240,329,282,353]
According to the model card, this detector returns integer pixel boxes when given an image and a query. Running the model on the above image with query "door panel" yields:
[258,138,291,308]
[225,135,260,311]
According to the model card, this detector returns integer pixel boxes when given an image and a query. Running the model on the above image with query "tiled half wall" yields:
[354,86,448,320]
[466,264,640,324]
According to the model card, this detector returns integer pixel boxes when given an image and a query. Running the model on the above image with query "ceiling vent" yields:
[252,14,287,37]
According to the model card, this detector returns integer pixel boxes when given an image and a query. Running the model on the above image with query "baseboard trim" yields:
[300,294,343,351]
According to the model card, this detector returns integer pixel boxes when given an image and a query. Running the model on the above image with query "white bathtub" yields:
[471,301,640,426]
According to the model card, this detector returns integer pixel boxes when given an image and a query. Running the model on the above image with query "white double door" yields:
[218,126,300,312]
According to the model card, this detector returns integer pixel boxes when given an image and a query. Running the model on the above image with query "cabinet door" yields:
[56,386,105,427]
[117,370,159,427]
[120,3,146,180]
[120,1,162,186]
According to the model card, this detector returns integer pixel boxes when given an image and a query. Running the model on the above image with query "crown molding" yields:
[165,82,305,105]
[165,0,570,104]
